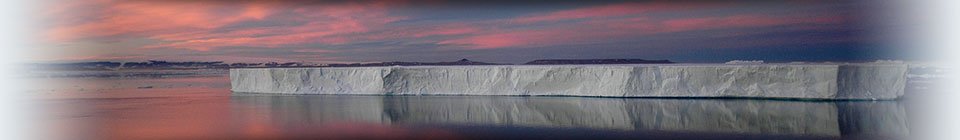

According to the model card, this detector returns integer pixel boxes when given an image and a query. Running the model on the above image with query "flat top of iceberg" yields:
[231,63,906,70]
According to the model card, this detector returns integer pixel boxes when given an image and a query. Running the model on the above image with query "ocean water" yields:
[29,69,934,140]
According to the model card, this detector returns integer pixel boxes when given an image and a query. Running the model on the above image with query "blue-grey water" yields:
[31,69,934,140]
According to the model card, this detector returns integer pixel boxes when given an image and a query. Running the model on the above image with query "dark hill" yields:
[524,59,673,65]
[325,59,507,67]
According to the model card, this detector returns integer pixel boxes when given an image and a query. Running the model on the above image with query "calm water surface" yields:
[32,70,922,140]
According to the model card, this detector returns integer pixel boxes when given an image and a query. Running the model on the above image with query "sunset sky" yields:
[36,0,906,63]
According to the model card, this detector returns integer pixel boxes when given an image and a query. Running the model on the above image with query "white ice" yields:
[229,64,908,100]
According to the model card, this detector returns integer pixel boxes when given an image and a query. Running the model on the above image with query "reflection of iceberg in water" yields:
[231,95,908,138]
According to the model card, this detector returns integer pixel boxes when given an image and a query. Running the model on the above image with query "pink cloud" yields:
[433,2,727,49]
[512,2,717,24]
[443,13,848,50]
[438,33,528,49]
[46,0,407,51]
[438,26,617,49]
[40,0,857,62]
[143,2,406,51]
[659,15,843,32]
[420,2,850,50]
[47,1,274,42]
[292,49,336,53]
[412,25,480,37]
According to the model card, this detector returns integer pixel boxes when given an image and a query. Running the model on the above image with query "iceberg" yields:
[230,64,908,100]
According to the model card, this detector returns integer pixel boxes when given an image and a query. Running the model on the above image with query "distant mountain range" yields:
[29,59,675,70]
[525,59,673,65]
[326,59,505,67]
[27,60,313,71]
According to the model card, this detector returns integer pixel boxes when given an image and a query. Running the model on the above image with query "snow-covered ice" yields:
[230,64,908,100]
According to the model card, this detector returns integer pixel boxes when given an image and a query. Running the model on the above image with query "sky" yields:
[34,0,909,64]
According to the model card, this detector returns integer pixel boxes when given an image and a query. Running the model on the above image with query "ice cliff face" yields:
[230,64,908,100]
